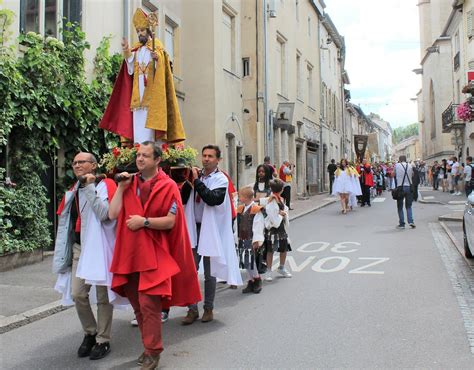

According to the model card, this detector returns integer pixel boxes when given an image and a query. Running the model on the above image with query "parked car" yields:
[463,192,474,258]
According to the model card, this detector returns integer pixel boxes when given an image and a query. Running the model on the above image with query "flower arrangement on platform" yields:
[161,143,198,168]
[456,101,473,122]
[100,144,139,173]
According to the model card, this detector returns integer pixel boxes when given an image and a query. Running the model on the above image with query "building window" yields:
[222,9,235,72]
[45,0,57,37]
[20,0,39,33]
[296,53,302,99]
[276,34,287,96]
[63,0,82,25]
[307,16,311,37]
[242,57,250,77]
[164,18,176,62]
[307,63,313,108]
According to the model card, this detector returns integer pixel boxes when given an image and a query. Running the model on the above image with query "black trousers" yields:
[329,176,335,194]
[282,185,291,208]
[361,185,371,206]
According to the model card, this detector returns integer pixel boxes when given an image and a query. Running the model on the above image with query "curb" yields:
[0,300,69,334]
[438,213,463,222]
[289,199,337,221]
[439,221,474,270]
[419,199,444,205]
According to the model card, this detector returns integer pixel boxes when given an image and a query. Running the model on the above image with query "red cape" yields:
[110,170,201,306]
[222,171,237,219]
[99,63,134,140]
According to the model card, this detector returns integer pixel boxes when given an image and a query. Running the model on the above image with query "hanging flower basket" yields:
[456,101,473,122]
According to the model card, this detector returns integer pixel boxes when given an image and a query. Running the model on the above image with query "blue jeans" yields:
[397,186,414,225]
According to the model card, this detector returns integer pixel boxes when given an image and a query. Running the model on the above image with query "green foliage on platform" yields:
[0,22,121,253]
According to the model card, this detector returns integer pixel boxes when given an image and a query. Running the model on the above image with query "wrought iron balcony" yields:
[442,103,466,133]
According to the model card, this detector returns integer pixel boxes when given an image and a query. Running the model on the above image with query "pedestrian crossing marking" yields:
[372,197,386,202]
[423,196,435,199]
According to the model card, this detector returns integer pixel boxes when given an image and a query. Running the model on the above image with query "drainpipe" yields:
[317,14,324,193]
[263,0,270,159]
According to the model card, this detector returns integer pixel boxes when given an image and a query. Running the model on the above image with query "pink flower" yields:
[161,143,169,152]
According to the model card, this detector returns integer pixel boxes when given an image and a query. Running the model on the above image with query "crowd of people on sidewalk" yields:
[428,156,473,197]
[52,143,295,369]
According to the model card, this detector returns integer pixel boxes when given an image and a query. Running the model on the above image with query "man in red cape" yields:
[108,141,201,369]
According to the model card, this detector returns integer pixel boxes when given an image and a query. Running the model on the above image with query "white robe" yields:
[54,181,128,307]
[197,172,243,286]
[126,46,155,143]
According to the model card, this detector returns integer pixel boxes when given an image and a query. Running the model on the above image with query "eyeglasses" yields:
[72,160,94,167]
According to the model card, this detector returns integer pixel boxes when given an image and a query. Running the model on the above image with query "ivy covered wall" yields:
[0,12,121,254]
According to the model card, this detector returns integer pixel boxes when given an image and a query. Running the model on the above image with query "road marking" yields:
[372,197,386,202]
[286,256,317,272]
[297,242,331,253]
[348,258,389,274]
[331,241,360,253]
[423,196,435,199]
[312,256,351,273]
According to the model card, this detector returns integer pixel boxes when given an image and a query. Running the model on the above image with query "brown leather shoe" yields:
[201,308,213,323]
[181,309,199,325]
[141,354,160,370]
[137,352,145,366]
[252,278,262,294]
[242,280,254,294]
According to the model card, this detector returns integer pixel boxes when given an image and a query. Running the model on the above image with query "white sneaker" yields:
[264,272,273,282]
[456,191,462,196]
[277,266,292,278]
[130,318,138,326]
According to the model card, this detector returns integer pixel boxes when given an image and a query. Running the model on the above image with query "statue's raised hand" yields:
[121,38,129,51]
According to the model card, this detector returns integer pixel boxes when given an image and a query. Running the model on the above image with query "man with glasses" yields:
[53,152,118,361]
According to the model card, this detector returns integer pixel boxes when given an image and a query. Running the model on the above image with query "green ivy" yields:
[0,22,121,254]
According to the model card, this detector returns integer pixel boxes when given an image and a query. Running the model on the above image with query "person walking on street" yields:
[327,159,337,195]
[53,152,118,360]
[464,156,473,197]
[431,161,440,190]
[279,160,294,210]
[394,155,415,229]
[360,163,374,207]
[451,157,462,196]
[108,142,201,369]
[264,156,278,178]
[412,161,421,202]
[181,145,243,325]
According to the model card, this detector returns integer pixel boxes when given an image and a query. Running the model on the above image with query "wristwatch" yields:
[143,218,150,228]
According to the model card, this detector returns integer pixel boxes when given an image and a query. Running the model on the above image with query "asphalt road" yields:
[1,193,473,369]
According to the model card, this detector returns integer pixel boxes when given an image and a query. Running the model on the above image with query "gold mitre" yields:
[133,8,149,30]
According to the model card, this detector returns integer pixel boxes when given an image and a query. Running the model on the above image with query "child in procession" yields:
[237,187,265,294]
[261,179,292,281]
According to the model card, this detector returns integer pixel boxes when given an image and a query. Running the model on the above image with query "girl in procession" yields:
[332,159,359,214]
[261,179,292,281]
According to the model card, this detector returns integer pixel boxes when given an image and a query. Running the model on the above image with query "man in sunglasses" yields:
[53,152,119,361]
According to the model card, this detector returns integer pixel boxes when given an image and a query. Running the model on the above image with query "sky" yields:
[324,0,421,128]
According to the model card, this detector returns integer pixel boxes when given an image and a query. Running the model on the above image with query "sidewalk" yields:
[0,193,336,333]
[419,186,466,222]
